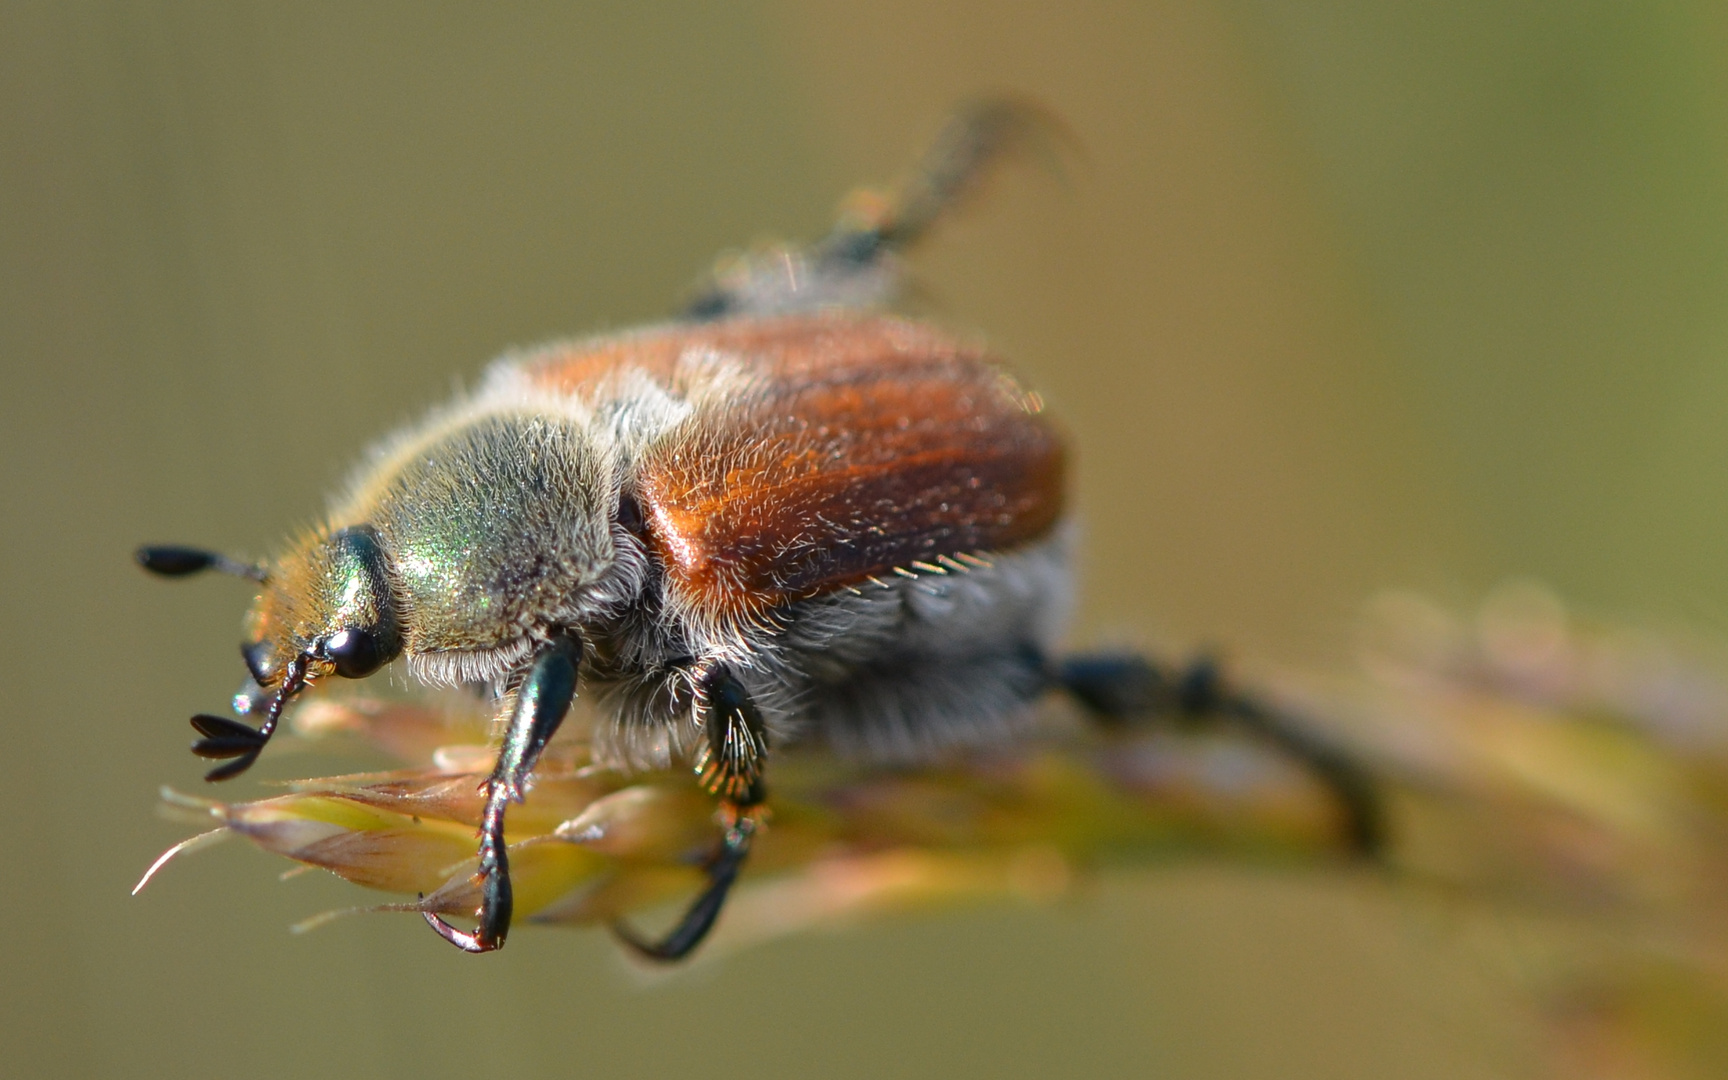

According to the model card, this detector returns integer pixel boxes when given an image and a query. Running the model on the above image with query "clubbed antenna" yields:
[189,654,308,782]
[135,545,267,583]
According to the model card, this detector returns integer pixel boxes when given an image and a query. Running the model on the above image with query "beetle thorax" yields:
[323,409,649,687]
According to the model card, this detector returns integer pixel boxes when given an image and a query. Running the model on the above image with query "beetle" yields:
[138,101,1381,959]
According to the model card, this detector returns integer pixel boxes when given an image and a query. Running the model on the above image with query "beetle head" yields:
[243,524,403,692]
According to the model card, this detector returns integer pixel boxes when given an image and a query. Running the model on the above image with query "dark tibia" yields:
[613,815,756,963]
[423,630,582,954]
[1059,653,1386,857]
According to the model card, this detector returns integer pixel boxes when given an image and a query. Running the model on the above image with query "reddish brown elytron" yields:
[522,313,1067,624]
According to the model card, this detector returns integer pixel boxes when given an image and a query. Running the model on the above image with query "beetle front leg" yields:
[423,629,583,954]
[613,660,766,961]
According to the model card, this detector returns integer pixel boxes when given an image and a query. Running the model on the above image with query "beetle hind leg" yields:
[682,98,1070,321]
[835,97,1072,256]
[612,660,766,962]
[1059,653,1386,857]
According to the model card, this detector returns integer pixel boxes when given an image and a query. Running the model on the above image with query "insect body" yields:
[138,102,1380,959]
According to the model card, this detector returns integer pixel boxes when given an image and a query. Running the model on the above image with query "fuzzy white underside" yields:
[591,524,1074,772]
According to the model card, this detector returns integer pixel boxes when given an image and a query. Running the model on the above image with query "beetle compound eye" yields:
[324,628,385,679]
[317,525,404,677]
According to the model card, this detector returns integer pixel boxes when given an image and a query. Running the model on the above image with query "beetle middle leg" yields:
[423,629,583,953]
[1060,653,1385,856]
[613,659,766,962]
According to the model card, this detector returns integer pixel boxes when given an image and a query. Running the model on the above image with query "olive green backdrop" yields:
[4,2,1726,1077]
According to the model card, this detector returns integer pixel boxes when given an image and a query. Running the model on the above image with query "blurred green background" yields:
[4,2,1727,1076]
